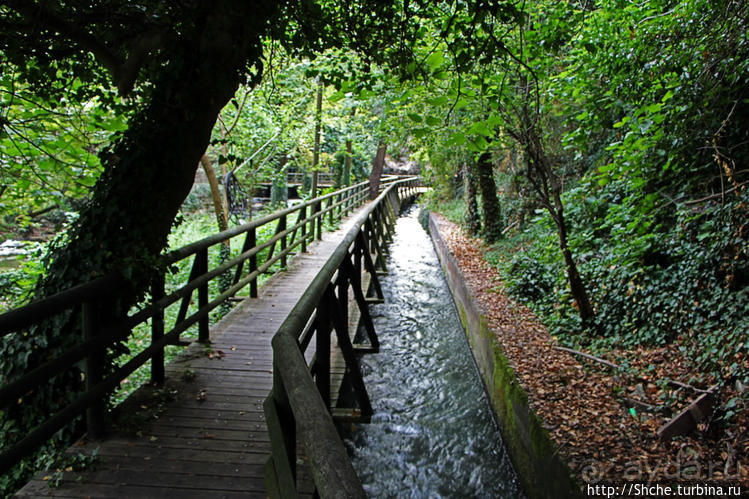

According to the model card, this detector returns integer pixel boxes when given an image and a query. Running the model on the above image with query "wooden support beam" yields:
[323,287,373,418]
[314,315,331,408]
[364,219,388,274]
[343,258,379,352]
[196,248,209,343]
[657,392,715,440]
[356,232,384,301]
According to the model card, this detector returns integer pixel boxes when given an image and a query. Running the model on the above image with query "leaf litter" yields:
[435,214,747,486]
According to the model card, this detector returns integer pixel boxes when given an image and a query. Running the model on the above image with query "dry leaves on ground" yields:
[435,214,748,486]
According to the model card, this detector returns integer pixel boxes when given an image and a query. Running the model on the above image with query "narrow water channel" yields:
[343,206,523,498]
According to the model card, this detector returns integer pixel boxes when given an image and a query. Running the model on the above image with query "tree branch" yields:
[5,1,164,96]
[6,1,123,82]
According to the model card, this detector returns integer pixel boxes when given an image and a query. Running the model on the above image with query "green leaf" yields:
[425,115,441,126]
[447,132,466,146]
[427,96,449,106]
[468,121,492,137]
[613,116,630,128]
[412,127,429,138]
[426,52,444,71]
[407,113,423,123]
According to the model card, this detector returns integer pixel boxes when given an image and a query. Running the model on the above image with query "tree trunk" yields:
[343,139,353,186]
[311,79,323,198]
[552,191,595,324]
[476,151,503,243]
[462,162,481,236]
[343,107,356,186]
[369,141,387,199]
[517,124,596,326]
[200,154,229,236]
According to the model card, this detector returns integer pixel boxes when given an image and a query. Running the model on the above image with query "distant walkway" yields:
[16,208,367,498]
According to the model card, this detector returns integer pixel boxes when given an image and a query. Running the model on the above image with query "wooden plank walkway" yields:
[16,206,371,499]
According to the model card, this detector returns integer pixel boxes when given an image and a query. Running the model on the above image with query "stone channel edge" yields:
[427,211,582,499]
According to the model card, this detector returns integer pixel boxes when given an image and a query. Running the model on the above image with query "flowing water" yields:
[343,206,523,498]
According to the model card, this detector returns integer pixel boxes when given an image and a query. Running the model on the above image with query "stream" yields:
[343,206,523,498]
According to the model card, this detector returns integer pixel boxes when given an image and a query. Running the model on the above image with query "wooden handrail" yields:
[164,181,370,263]
[0,274,123,336]
[265,178,421,497]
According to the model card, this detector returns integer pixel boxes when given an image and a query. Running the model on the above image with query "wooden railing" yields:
[264,178,421,498]
[0,178,414,475]
[286,172,335,185]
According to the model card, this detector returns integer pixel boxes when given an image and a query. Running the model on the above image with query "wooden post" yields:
[151,274,165,385]
[324,287,373,418]
[82,301,105,438]
[249,227,258,298]
[354,235,363,281]
[175,254,202,328]
[275,369,296,481]
[336,263,349,341]
[357,232,384,301]
[316,200,322,240]
[264,369,297,496]
[301,205,307,253]
[344,257,379,350]
[233,230,253,285]
[279,214,287,269]
[197,248,209,343]
[365,219,387,274]
[315,315,331,408]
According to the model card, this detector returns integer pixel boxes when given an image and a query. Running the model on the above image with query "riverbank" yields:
[428,212,748,491]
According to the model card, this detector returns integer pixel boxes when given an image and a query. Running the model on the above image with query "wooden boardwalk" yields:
[16,209,368,498]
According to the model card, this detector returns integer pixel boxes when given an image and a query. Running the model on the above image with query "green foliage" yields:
[428,196,466,227]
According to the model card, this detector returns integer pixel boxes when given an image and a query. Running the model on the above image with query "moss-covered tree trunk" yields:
[462,162,481,236]
[476,151,503,243]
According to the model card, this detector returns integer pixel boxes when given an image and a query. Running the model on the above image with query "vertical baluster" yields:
[315,315,331,408]
[337,262,349,337]
[316,200,322,240]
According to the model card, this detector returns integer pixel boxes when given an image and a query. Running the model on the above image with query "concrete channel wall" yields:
[428,212,581,499]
